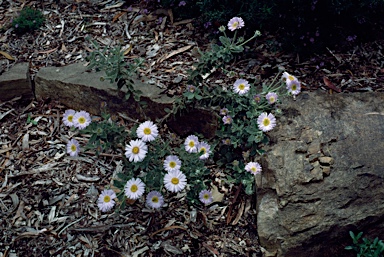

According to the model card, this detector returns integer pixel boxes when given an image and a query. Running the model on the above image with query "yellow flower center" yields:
[269,97,275,103]
[103,195,111,203]
[152,196,159,203]
[169,161,176,168]
[188,141,195,147]
[238,84,245,90]
[70,144,77,152]
[78,117,86,124]
[171,177,179,185]
[291,84,297,90]
[200,147,206,154]
[251,167,256,172]
[288,75,295,81]
[203,194,209,200]
[131,184,138,192]
[68,115,73,122]
[143,128,151,135]
[232,21,238,28]
[263,118,270,126]
[132,146,140,154]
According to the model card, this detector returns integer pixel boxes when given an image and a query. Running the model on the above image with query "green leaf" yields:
[231,45,244,53]
[88,134,98,145]
[219,36,231,47]
[245,183,254,195]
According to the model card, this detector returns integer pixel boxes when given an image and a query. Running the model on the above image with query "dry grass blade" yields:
[0,50,15,60]
[150,225,188,238]
[0,109,14,120]
[157,45,193,63]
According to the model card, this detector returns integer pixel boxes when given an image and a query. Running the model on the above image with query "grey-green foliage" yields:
[187,30,253,88]
[345,231,384,257]
[80,110,128,156]
[186,28,260,106]
[86,37,144,101]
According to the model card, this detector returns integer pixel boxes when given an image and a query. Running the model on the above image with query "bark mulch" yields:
[0,1,383,257]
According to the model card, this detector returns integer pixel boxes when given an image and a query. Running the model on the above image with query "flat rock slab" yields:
[34,62,218,138]
[0,62,33,101]
[257,91,384,257]
[34,62,173,120]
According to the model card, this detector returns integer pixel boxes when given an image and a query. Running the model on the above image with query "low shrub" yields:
[11,6,45,35]
[345,231,384,257]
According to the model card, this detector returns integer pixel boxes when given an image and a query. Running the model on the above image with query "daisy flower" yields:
[97,189,116,212]
[164,170,187,193]
[253,94,261,103]
[222,115,233,125]
[73,110,91,130]
[287,80,301,95]
[124,178,145,200]
[136,121,159,142]
[233,79,250,95]
[125,139,148,162]
[197,141,211,160]
[62,109,76,127]
[219,108,229,116]
[227,17,245,31]
[186,84,196,93]
[146,191,164,209]
[222,138,231,145]
[67,139,80,156]
[266,92,278,104]
[257,112,277,132]
[199,190,213,205]
[282,72,299,85]
[184,135,199,153]
[164,155,182,172]
[245,162,262,175]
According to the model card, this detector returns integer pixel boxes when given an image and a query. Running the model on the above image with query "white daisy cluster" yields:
[184,135,211,160]
[124,120,158,163]
[62,109,92,130]
[62,109,92,157]
[114,121,213,211]
[282,72,301,96]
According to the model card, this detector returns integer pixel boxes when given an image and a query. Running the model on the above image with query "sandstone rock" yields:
[34,62,173,120]
[257,91,384,257]
[34,62,218,138]
[0,62,33,101]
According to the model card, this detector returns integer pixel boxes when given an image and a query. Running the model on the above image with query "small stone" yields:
[295,143,308,153]
[310,167,323,181]
[308,153,321,163]
[307,142,320,154]
[311,161,320,169]
[321,166,331,176]
[319,156,334,166]
[0,62,33,101]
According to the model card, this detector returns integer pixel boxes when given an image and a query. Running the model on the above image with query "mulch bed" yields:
[0,0,383,256]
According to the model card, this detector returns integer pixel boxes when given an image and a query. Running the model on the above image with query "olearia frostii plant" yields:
[64,16,303,212]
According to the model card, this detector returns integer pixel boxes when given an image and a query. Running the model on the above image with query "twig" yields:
[326,47,342,63]
[57,216,85,236]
